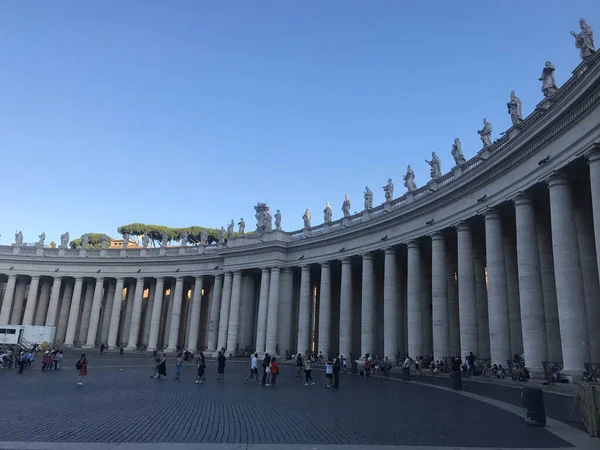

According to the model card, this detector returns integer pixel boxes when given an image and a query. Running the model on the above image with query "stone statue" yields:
[364,187,373,210]
[477,119,493,148]
[273,210,280,231]
[218,227,226,243]
[238,218,245,235]
[425,152,442,179]
[60,232,69,249]
[37,233,45,247]
[122,233,130,248]
[141,234,150,248]
[14,231,23,246]
[383,179,394,202]
[200,230,208,246]
[539,61,557,98]
[342,194,351,218]
[324,201,332,223]
[180,231,188,247]
[101,234,108,249]
[451,138,466,165]
[571,18,595,60]
[404,165,416,192]
[507,91,523,126]
[81,234,90,249]
[302,209,311,229]
[160,233,169,248]
[227,220,234,238]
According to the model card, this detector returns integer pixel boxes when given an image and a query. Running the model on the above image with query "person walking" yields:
[175,352,183,380]
[304,358,314,386]
[152,353,167,380]
[270,357,279,387]
[261,353,271,386]
[325,357,334,388]
[17,352,27,374]
[100,343,105,355]
[217,351,226,381]
[76,353,88,385]
[332,354,340,388]
[246,353,259,384]
[195,352,206,384]
[295,353,303,378]
[55,351,63,370]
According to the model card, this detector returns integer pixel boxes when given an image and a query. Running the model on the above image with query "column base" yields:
[125,346,137,352]
[81,344,95,350]
[165,348,178,354]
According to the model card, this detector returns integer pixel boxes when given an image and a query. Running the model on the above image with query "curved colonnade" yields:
[2,53,600,376]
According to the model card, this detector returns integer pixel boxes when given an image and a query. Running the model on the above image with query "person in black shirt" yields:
[332,354,341,388]
[468,352,476,375]
[262,353,271,386]
[217,351,226,381]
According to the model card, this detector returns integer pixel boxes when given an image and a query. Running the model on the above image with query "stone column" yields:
[484,209,512,365]
[186,276,204,352]
[547,172,589,373]
[147,278,165,352]
[21,276,40,326]
[277,268,294,356]
[255,268,271,354]
[44,277,62,327]
[446,253,460,355]
[141,282,156,347]
[77,282,94,342]
[360,254,374,358]
[339,258,352,360]
[586,149,600,298]
[383,248,398,359]
[216,272,233,352]
[407,241,422,358]
[101,282,117,344]
[84,278,105,348]
[421,254,433,356]
[297,266,311,355]
[56,281,74,342]
[10,279,26,325]
[121,281,136,346]
[514,194,548,374]
[34,279,51,326]
[206,274,223,352]
[503,225,523,356]
[457,222,478,357]
[0,274,17,325]
[473,238,490,359]
[431,233,449,360]
[226,272,243,353]
[64,277,84,347]
[125,277,145,350]
[107,278,125,349]
[265,267,281,355]
[166,277,185,352]
[318,262,332,357]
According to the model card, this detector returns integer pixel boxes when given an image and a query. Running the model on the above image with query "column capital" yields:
[456,221,471,233]
[407,240,420,249]
[430,231,444,241]
[361,252,373,260]
[194,276,204,282]
[585,143,600,163]
[96,277,105,283]
[7,273,17,280]
[300,265,310,272]
[74,276,84,281]
[546,170,569,188]
[114,277,125,282]
[134,276,143,283]
[341,257,352,264]
[174,276,185,281]
[270,266,281,273]
[512,192,533,207]
[320,261,331,268]
[260,267,271,274]
[383,247,396,254]
[482,207,502,220]
[30,275,40,281]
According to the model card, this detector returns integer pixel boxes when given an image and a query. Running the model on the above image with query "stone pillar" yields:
[473,238,490,359]
[84,278,105,348]
[446,253,460,355]
[141,282,156,347]
[360,254,374,358]
[166,277,185,352]
[457,222,479,357]
[206,274,223,352]
[420,253,433,356]
[297,266,311,355]
[64,277,84,347]
[34,279,51,326]
[0,274,17,325]
[255,269,271,354]
[147,278,165,352]
[121,281,136,346]
[186,277,204,352]
[10,279,26,325]
[503,224,523,356]
[265,267,281,355]
[101,282,117,344]
[107,278,125,349]
[318,262,332,357]
[484,209,512,365]
[339,258,352,360]
[407,241,422,358]
[277,268,294,356]
[226,272,243,353]
[431,233,449,360]
[514,194,548,373]
[383,248,398,359]
[216,272,233,352]
[126,277,145,350]
[56,281,74,342]
[44,277,62,327]
[21,276,40,326]
[586,149,600,300]
[547,172,589,373]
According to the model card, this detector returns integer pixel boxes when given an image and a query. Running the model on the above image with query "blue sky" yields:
[0,1,598,244]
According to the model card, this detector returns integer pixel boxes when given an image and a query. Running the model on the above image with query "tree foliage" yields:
[116,223,224,246]
[69,233,113,249]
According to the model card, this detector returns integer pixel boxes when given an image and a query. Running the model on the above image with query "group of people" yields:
[362,354,393,378]
[0,345,65,374]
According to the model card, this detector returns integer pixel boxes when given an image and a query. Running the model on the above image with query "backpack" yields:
[364,360,371,369]
[76,361,82,370]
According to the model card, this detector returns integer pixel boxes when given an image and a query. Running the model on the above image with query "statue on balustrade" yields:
[218,226,226,243]
[81,234,90,249]
[571,18,595,60]
[200,230,208,246]
[60,232,69,249]
[507,91,523,126]
[37,233,45,247]
[425,152,442,179]
[273,209,280,231]
[160,233,169,248]
[539,61,558,98]
[364,187,373,210]
[227,220,234,238]
[101,234,108,249]
[383,178,394,202]
[141,234,150,248]
[180,231,188,247]
[254,202,274,231]
[451,138,466,165]
[302,209,311,229]
[324,201,332,223]
[404,165,416,192]
[477,119,493,148]
[122,233,130,248]
[14,231,23,246]
[342,194,351,217]
[238,218,245,235]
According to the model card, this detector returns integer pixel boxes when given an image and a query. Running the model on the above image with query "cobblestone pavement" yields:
[0,352,571,447]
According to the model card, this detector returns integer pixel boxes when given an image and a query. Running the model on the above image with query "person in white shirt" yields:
[325,358,334,388]
[245,353,259,384]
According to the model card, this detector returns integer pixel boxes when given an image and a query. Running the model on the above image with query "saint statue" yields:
[180,231,188,247]
[425,152,442,179]
[160,233,169,248]
[60,232,69,249]
[571,18,595,60]
[342,194,351,218]
[218,227,226,243]
[507,91,523,126]
[404,165,416,192]
[15,231,23,246]
[227,220,234,237]
[383,178,394,202]
[101,234,108,249]
[324,201,333,223]
[81,234,90,249]
[539,61,557,98]
[200,230,208,246]
[302,209,311,229]
[364,187,373,210]
[477,119,493,148]
[122,233,130,248]
[238,218,245,235]
[451,138,466,165]
[37,233,46,247]
[141,234,150,248]
[273,210,280,231]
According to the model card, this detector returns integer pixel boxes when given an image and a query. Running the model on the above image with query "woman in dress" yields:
[77,353,88,386]
[154,353,167,380]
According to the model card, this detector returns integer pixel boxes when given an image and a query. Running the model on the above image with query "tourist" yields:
[217,351,226,381]
[175,352,183,380]
[304,358,314,386]
[76,353,88,386]
[265,358,272,386]
[325,357,334,388]
[26,350,34,369]
[42,351,52,371]
[332,354,340,388]
[270,357,279,386]
[245,353,259,384]
[153,353,167,380]
[295,353,303,378]
[100,343,105,355]
[468,352,476,375]
[363,357,371,378]
[261,353,271,386]
[17,352,26,374]
[195,352,206,383]
[56,351,63,370]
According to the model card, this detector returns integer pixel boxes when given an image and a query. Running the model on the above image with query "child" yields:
[175,353,183,380]
[325,358,334,388]
[271,357,279,386]
[304,359,314,386]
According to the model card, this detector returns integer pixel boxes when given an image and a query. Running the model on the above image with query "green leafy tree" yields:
[117,223,225,246]
[69,233,113,249]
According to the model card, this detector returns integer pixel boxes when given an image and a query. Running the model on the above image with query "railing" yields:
[146,248,160,256]
[64,249,79,256]
[20,247,36,256]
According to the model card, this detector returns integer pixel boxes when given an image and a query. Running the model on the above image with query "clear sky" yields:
[0,1,598,244]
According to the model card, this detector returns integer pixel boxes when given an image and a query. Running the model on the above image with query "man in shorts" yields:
[245,353,259,384]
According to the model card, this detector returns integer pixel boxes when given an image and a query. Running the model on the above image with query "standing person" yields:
[100,343,105,355]
[295,353,303,378]
[175,352,183,380]
[56,351,63,370]
[468,352,476,375]
[153,353,167,380]
[17,352,27,374]
[304,358,314,386]
[270,357,279,387]
[217,351,226,381]
[76,353,88,386]
[332,354,340,388]
[195,352,206,384]
[246,353,259,384]
[325,357,334,388]
[261,353,271,386]
[26,350,34,369]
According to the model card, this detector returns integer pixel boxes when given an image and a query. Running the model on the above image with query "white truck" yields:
[0,325,56,346]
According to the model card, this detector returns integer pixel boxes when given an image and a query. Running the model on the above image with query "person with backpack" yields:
[195,352,206,384]
[76,354,88,386]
